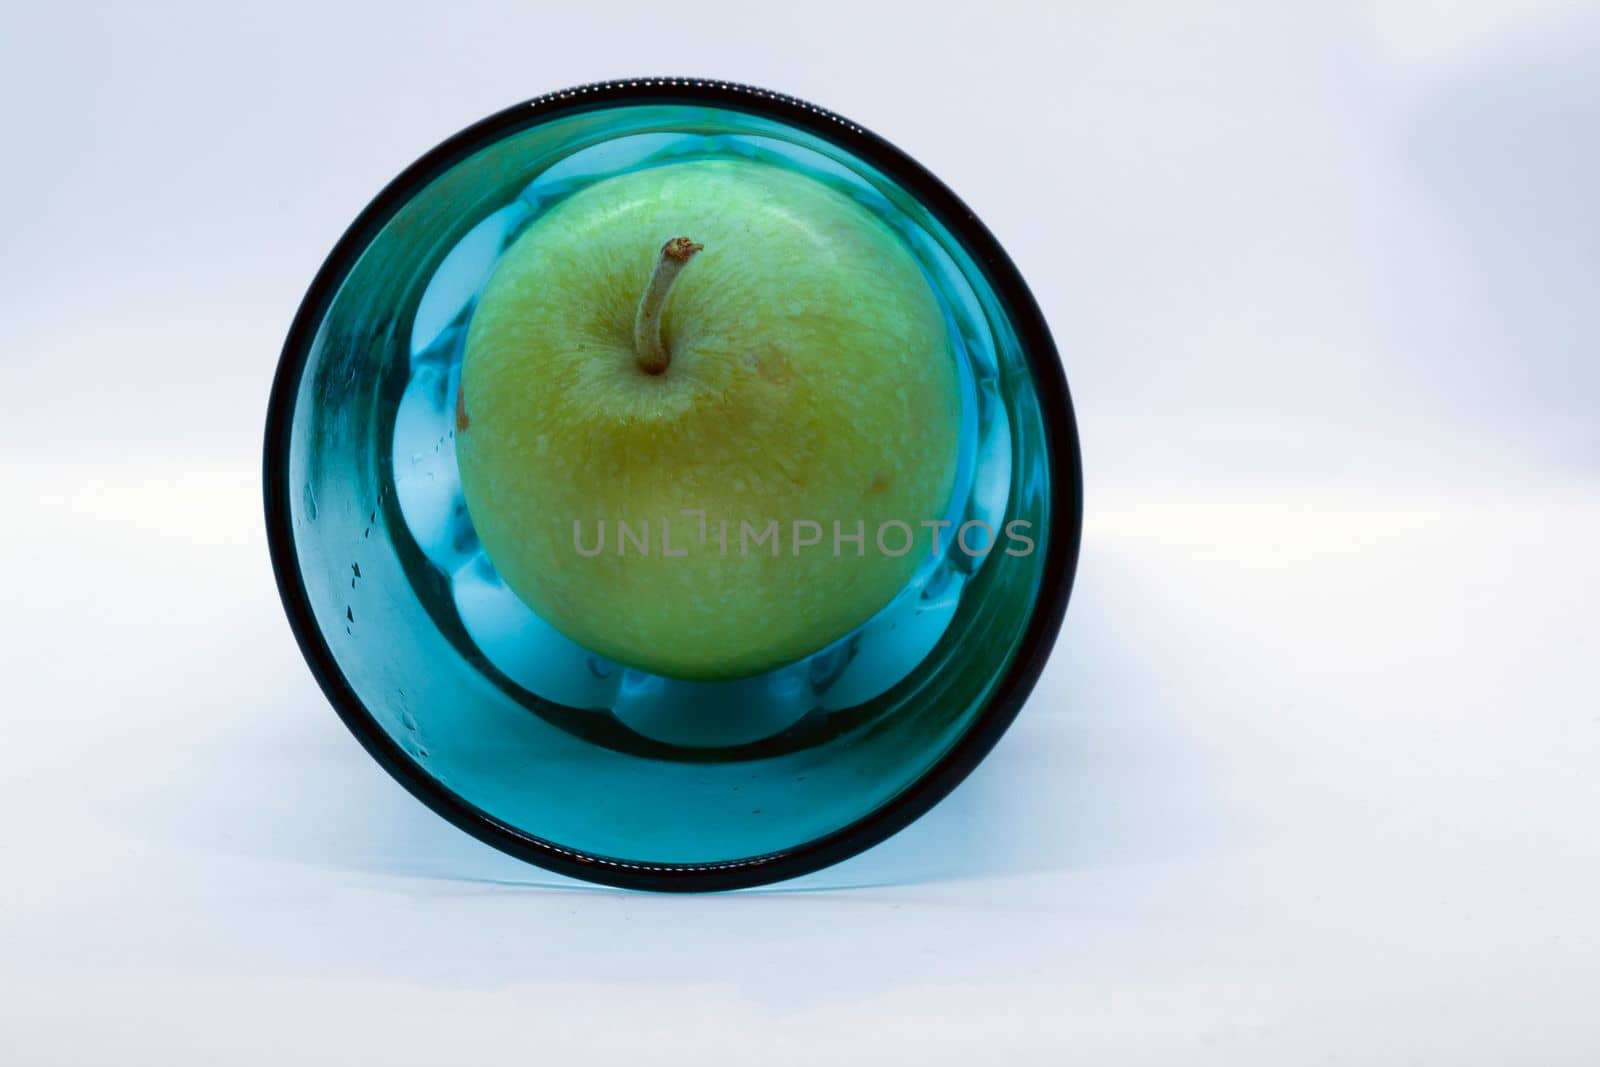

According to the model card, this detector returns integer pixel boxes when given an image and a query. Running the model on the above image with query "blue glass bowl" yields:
[264,79,1082,891]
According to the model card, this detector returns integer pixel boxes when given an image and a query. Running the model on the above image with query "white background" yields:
[3,1,1598,1063]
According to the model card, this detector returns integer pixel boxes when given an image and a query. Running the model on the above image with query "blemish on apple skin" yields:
[868,472,892,495]
[747,346,793,386]
[761,357,792,385]
[455,384,470,432]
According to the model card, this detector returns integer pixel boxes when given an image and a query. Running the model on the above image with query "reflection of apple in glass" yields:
[456,159,960,680]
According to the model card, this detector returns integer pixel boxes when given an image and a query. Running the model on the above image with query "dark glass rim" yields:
[262,77,1084,892]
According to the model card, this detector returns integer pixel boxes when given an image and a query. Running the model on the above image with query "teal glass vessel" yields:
[264,79,1082,891]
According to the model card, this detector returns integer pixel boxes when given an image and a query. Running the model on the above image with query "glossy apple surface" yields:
[457,159,960,679]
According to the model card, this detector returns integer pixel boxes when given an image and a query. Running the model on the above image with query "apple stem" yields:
[634,236,703,375]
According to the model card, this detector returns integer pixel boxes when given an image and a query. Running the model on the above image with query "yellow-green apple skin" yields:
[456,158,960,680]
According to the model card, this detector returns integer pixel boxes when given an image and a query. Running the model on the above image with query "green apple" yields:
[456,158,960,680]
